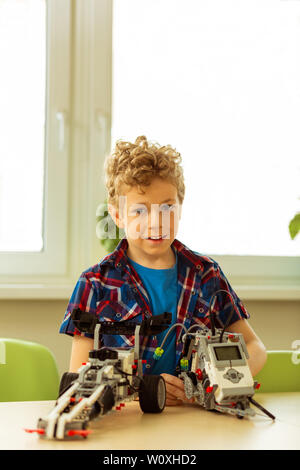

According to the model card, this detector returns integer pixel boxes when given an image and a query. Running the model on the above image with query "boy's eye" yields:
[129,204,174,215]
[160,204,174,211]
[130,207,146,215]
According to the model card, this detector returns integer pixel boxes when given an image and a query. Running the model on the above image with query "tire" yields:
[236,401,245,419]
[58,372,79,397]
[138,375,166,413]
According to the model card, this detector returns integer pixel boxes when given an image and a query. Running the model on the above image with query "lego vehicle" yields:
[25,310,172,440]
[154,289,276,420]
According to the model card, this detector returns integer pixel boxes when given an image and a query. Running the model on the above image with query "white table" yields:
[0,393,299,450]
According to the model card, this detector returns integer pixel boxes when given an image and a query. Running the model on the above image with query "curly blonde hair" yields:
[104,135,185,208]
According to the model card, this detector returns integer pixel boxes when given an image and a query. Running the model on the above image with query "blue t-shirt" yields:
[128,248,178,376]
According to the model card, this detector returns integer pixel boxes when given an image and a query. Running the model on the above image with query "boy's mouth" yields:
[146,235,167,243]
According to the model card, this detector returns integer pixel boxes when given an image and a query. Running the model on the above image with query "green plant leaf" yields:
[289,213,300,240]
[96,199,124,253]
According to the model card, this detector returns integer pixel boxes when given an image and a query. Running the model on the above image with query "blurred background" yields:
[0,0,299,374]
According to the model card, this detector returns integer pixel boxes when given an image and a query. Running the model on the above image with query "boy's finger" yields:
[160,373,185,391]
[166,384,186,401]
[166,397,195,406]
[163,383,188,402]
[160,374,196,403]
[166,398,181,406]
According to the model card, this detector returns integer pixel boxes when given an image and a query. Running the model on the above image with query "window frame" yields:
[208,253,300,300]
[0,0,112,299]
[0,0,71,280]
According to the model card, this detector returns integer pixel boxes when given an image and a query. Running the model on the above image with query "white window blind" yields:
[0,0,45,251]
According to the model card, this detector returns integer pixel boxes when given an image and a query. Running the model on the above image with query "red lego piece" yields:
[67,430,92,437]
[24,428,45,435]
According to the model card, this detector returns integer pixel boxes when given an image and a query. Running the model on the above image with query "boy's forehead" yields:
[122,179,178,203]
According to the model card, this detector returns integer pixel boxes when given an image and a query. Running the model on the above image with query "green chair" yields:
[254,350,300,393]
[0,338,60,402]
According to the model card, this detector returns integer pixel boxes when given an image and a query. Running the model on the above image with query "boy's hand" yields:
[160,373,195,406]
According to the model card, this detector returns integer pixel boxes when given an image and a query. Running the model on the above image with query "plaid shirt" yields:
[59,237,250,374]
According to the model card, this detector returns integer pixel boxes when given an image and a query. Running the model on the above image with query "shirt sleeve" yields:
[212,263,250,328]
[58,274,98,339]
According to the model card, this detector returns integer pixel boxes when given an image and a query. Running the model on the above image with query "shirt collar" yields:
[101,237,204,273]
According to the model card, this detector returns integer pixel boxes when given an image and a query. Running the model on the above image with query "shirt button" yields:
[199,308,204,313]
[116,313,122,318]
[145,364,151,369]
[117,262,122,267]
[196,264,202,270]
[191,289,196,295]
[133,287,138,293]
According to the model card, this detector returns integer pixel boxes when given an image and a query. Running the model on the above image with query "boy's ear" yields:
[108,203,125,229]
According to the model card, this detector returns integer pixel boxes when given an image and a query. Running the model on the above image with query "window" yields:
[1,1,298,299]
[0,0,112,298]
[0,0,73,289]
[112,0,300,297]
[0,0,45,252]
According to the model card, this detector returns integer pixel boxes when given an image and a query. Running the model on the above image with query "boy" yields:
[59,135,267,406]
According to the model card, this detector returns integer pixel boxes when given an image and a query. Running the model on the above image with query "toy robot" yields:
[154,289,276,420]
[25,310,172,440]
[25,289,275,440]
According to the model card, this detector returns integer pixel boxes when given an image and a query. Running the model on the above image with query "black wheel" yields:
[236,401,245,419]
[58,372,79,397]
[138,375,166,413]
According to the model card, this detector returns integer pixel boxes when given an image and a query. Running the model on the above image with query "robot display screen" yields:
[214,345,242,361]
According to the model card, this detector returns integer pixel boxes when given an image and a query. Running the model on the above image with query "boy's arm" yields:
[69,335,94,373]
[225,319,267,377]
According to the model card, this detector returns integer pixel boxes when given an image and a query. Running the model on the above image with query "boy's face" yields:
[109,177,182,263]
